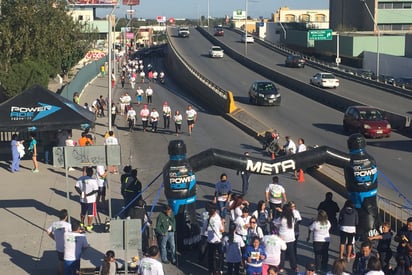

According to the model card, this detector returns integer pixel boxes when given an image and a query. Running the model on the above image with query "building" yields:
[330,0,412,33]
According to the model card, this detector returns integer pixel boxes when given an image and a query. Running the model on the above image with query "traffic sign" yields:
[308,29,333,41]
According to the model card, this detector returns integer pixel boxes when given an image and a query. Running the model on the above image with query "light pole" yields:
[207,0,210,27]
[361,0,380,79]
[245,0,248,56]
[108,8,116,132]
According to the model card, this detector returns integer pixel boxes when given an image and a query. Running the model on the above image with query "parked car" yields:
[394,78,412,90]
[285,55,305,68]
[356,70,377,80]
[310,72,340,88]
[248,81,281,106]
[343,106,391,138]
[378,75,395,85]
[214,25,224,36]
[241,34,254,43]
[209,46,224,58]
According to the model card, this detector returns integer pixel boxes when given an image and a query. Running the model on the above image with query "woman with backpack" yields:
[246,216,264,245]
[252,200,270,235]
[222,223,245,275]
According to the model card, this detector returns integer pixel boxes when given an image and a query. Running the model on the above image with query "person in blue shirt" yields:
[213,173,232,219]
[243,236,266,275]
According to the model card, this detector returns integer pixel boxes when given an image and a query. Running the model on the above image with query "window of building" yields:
[285,14,295,22]
[78,15,84,21]
[404,2,412,8]
[315,14,326,22]
[301,14,310,22]
[393,2,403,8]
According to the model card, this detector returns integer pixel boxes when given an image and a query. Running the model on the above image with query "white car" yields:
[241,34,254,43]
[209,46,224,58]
[310,72,340,88]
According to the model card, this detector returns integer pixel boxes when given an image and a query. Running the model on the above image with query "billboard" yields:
[122,0,140,4]
[233,10,246,20]
[156,16,166,23]
[68,0,119,6]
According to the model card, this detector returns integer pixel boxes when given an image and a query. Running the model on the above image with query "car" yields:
[241,34,254,43]
[356,70,377,80]
[214,25,224,36]
[378,75,395,85]
[209,46,224,58]
[285,55,305,68]
[248,81,281,106]
[394,78,412,90]
[310,72,340,88]
[343,106,391,138]
[177,26,190,38]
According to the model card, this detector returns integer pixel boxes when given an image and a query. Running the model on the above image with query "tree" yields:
[0,0,91,99]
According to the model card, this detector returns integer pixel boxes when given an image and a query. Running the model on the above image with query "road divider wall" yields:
[197,27,411,133]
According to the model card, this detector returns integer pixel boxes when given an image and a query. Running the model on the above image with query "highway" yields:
[168,26,412,203]
[114,54,353,274]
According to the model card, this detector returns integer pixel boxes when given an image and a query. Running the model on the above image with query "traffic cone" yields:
[298,169,305,183]
[271,152,275,160]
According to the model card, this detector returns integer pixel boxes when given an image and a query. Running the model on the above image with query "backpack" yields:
[257,211,267,227]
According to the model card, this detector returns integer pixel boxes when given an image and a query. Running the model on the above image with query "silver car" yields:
[310,72,340,88]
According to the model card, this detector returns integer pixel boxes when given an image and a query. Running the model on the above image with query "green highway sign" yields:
[308,29,333,40]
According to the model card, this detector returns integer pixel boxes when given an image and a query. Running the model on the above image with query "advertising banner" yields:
[233,10,246,20]
[68,0,119,6]
[157,16,166,23]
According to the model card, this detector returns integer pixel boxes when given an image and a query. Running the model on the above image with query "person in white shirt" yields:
[222,223,245,275]
[145,86,153,104]
[140,104,150,132]
[205,206,225,274]
[139,70,145,83]
[130,73,136,89]
[96,165,108,207]
[152,70,158,82]
[75,167,99,232]
[63,222,89,275]
[98,250,118,275]
[262,233,287,272]
[173,110,182,136]
[265,176,287,220]
[138,245,165,275]
[235,207,251,242]
[185,105,197,136]
[307,209,331,273]
[47,209,72,275]
[295,137,307,179]
[247,216,264,244]
[282,136,297,155]
[65,135,76,171]
[126,106,137,132]
[150,108,160,132]
[104,131,119,174]
[162,102,172,129]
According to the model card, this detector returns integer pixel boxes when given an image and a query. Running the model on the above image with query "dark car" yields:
[285,55,305,68]
[394,78,412,90]
[343,106,391,138]
[248,81,281,106]
[214,26,224,36]
[356,70,377,80]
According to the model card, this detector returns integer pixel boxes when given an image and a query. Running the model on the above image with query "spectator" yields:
[47,209,72,275]
[75,167,98,232]
[265,176,287,220]
[394,217,412,255]
[252,200,270,235]
[73,92,80,105]
[123,169,142,210]
[10,134,24,173]
[95,165,108,208]
[128,199,151,255]
[98,250,117,275]
[78,132,93,147]
[213,173,232,220]
[339,200,359,261]
[274,204,297,273]
[368,221,393,272]
[295,138,307,178]
[173,110,183,136]
[281,136,296,155]
[261,231,286,275]
[63,222,89,275]
[307,209,331,273]
[365,255,385,275]
[205,205,225,274]
[222,223,245,275]
[138,246,164,275]
[185,105,197,136]
[104,131,119,174]
[326,258,350,275]
[155,205,177,264]
[353,240,377,275]
[318,192,340,232]
[237,151,252,195]
[99,95,106,117]
[243,236,266,275]
[120,165,132,201]
[28,132,39,173]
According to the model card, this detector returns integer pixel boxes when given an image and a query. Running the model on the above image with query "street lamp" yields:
[245,0,248,56]
[207,0,210,27]
[361,0,380,79]
[108,8,116,132]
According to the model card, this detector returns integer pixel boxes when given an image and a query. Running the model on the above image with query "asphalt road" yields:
[115,53,354,274]
[168,26,412,205]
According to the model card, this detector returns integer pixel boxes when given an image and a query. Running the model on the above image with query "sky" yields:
[96,0,329,19]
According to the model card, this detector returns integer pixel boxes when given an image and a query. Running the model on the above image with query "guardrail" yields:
[197,26,411,132]
[165,27,231,114]
[378,196,412,232]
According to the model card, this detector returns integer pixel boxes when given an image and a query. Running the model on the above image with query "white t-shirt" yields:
[235,215,251,236]
[104,136,118,145]
[47,220,72,253]
[162,106,171,116]
[150,111,160,122]
[65,138,75,147]
[286,139,297,154]
[174,114,182,124]
[309,220,331,242]
[121,95,131,104]
[63,231,89,261]
[140,108,150,121]
[186,109,197,120]
[297,143,307,153]
[96,165,106,188]
[145,88,153,96]
[75,176,99,203]
[138,257,164,275]
[274,217,295,243]
[207,213,224,243]
[266,184,285,204]
[136,88,144,96]
[262,234,287,266]
[127,109,136,120]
